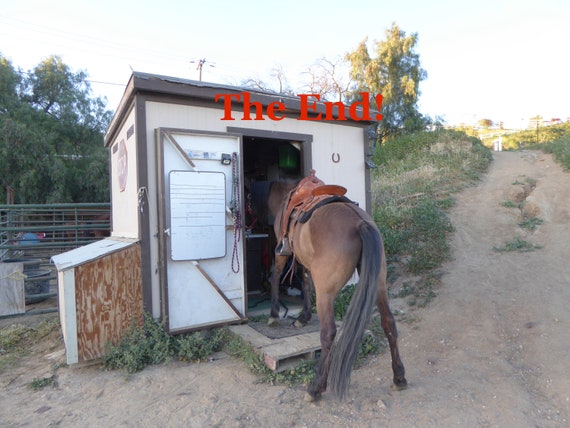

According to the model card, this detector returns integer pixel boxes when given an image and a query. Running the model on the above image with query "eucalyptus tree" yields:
[346,22,428,142]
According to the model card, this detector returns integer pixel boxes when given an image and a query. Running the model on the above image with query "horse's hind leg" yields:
[305,292,336,402]
[378,295,407,389]
[377,262,407,389]
[293,269,313,328]
[268,254,288,326]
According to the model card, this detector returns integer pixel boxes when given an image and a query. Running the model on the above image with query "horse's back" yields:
[293,202,377,284]
[307,201,377,241]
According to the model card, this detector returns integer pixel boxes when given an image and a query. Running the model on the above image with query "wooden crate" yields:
[229,322,323,372]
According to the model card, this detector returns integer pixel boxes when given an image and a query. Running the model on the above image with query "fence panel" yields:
[1,203,111,261]
[1,203,111,312]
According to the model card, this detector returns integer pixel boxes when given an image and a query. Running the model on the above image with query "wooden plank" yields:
[74,243,143,363]
[261,332,322,359]
[261,332,322,371]
[59,269,78,365]
[228,324,273,348]
[0,262,25,316]
[193,261,244,320]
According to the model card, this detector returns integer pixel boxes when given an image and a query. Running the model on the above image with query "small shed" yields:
[55,71,378,362]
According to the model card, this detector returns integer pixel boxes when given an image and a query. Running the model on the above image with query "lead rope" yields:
[230,152,241,273]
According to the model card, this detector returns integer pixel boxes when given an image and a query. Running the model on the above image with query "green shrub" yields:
[376,196,453,273]
[533,134,570,171]
[103,314,231,373]
[30,376,55,390]
[175,330,225,362]
[103,313,173,374]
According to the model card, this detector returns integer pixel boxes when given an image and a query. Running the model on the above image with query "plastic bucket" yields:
[24,269,51,304]
[279,144,299,169]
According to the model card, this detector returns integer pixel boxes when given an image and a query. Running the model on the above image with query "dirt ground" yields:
[1,150,569,427]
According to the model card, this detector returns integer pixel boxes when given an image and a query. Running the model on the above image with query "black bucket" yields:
[24,269,51,304]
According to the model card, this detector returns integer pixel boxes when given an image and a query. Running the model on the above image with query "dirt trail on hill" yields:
[2,150,570,427]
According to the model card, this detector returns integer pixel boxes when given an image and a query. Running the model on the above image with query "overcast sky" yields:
[1,0,568,128]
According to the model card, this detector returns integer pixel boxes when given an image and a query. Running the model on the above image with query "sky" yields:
[1,0,569,128]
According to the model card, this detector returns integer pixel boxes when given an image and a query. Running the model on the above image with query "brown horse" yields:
[265,176,407,402]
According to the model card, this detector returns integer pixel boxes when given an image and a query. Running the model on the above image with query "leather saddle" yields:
[276,170,348,256]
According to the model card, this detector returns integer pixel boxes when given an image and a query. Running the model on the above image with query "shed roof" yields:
[51,237,139,271]
[105,72,378,146]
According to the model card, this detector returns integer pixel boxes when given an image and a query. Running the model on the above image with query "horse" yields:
[261,173,407,402]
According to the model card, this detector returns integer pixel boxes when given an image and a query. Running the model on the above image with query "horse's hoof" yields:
[391,379,408,391]
[267,317,279,327]
[304,391,320,402]
[293,319,306,328]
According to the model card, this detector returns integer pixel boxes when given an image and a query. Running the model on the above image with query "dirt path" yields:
[2,151,569,427]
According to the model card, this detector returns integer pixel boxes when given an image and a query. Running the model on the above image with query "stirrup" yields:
[276,237,292,256]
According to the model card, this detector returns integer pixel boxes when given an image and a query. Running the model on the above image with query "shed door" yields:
[157,129,245,332]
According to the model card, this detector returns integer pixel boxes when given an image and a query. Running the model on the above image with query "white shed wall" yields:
[109,107,139,239]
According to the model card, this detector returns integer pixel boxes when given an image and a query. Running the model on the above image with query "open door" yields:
[157,129,246,332]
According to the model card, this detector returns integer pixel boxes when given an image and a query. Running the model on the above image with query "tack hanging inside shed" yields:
[100,72,378,336]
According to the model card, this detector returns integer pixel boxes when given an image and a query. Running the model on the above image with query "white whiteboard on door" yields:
[169,170,226,260]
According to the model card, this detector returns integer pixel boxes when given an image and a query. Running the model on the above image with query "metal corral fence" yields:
[0,203,111,259]
[0,203,111,314]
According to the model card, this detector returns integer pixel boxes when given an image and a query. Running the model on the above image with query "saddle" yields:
[276,170,349,256]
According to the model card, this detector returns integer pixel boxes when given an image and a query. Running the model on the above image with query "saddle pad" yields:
[296,195,353,224]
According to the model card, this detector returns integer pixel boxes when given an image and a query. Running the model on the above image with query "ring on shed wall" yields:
[331,153,340,163]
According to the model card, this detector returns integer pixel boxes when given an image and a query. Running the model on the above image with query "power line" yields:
[87,79,125,87]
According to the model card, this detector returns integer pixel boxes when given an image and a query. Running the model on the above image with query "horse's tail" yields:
[327,220,381,400]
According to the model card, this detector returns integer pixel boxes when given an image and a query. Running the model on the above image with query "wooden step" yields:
[228,322,322,372]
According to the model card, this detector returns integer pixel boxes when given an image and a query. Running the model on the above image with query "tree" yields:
[478,119,494,129]
[346,23,427,141]
[0,54,112,204]
[0,56,21,113]
[301,56,352,102]
[241,64,294,95]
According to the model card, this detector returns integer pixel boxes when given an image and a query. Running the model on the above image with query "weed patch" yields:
[102,313,226,374]
[376,197,453,273]
[501,200,519,208]
[519,217,543,231]
[0,318,61,373]
[103,314,172,374]
[493,237,543,252]
[333,284,356,320]
[30,375,55,390]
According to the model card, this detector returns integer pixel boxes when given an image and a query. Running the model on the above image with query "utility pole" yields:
[196,59,206,81]
[190,58,214,81]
